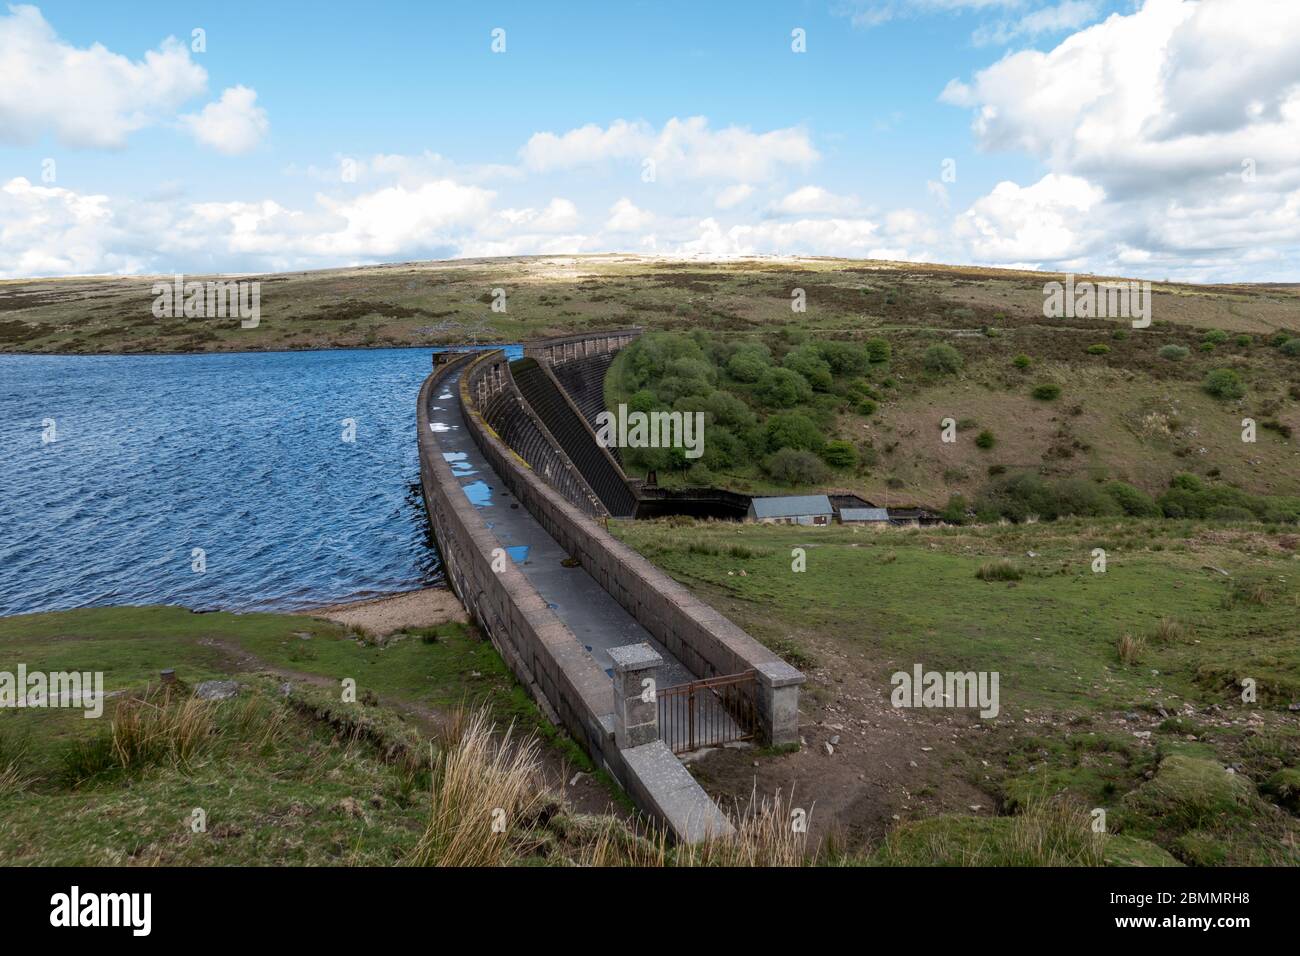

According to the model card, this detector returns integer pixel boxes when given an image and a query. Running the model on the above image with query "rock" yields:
[1125,712,1140,721]
[195,680,239,701]
[829,735,841,746]
[969,804,982,812]
[1133,730,1152,739]
[920,746,933,752]
[568,772,588,787]
[823,742,835,756]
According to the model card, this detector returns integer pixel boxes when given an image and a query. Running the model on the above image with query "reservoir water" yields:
[0,345,520,617]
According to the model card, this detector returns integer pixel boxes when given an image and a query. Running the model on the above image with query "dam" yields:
[416,329,804,841]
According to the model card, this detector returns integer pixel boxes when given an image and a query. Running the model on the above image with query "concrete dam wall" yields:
[417,331,804,839]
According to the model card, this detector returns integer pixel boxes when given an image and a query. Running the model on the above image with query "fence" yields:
[657,671,758,754]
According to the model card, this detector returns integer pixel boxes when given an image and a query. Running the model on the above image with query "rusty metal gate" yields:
[657,671,758,754]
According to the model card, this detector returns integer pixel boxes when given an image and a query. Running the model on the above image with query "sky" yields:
[1,0,1298,282]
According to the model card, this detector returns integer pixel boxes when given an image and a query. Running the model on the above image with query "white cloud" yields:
[521,116,818,182]
[945,0,1300,276]
[490,198,581,234]
[0,177,138,277]
[769,185,857,216]
[179,86,269,155]
[605,198,655,232]
[715,184,754,209]
[971,1,1100,47]
[0,4,207,148]
[954,173,1105,263]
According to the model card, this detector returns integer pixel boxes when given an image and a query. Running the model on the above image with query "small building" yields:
[840,507,891,526]
[747,494,834,526]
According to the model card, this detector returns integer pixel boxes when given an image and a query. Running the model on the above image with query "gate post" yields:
[755,660,804,747]
[608,643,662,750]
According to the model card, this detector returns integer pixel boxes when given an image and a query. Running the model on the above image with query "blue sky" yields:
[2,1,1298,281]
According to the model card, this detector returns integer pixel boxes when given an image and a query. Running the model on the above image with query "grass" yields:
[610,515,1300,865]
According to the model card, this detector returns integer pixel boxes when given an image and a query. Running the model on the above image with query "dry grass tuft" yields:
[407,707,546,867]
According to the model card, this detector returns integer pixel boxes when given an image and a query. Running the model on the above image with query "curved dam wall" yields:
[525,328,642,429]
[417,353,733,842]
[460,345,803,746]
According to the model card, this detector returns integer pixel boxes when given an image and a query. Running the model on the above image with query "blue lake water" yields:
[0,346,520,617]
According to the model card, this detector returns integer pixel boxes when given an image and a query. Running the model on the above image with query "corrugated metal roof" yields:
[840,507,890,522]
[749,495,834,518]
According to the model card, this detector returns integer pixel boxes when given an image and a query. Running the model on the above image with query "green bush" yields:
[782,345,833,391]
[975,430,996,450]
[754,367,812,408]
[1103,481,1161,517]
[1281,338,1300,357]
[856,398,878,416]
[817,341,867,376]
[922,343,963,374]
[1012,354,1031,369]
[725,347,771,382]
[765,447,827,486]
[1086,344,1110,355]
[1235,335,1252,347]
[1202,329,1229,345]
[821,439,857,469]
[865,338,891,363]
[1158,344,1190,361]
[1202,368,1245,400]
[763,411,824,453]
[1031,383,1061,401]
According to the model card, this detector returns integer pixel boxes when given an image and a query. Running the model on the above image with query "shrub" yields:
[976,559,1022,582]
[782,345,833,391]
[1086,344,1110,355]
[1159,344,1190,361]
[765,447,828,486]
[1103,481,1160,517]
[764,411,824,453]
[923,343,964,374]
[1235,335,1252,347]
[1281,338,1300,357]
[817,341,868,376]
[1202,368,1245,400]
[856,398,878,416]
[755,367,812,408]
[725,343,772,382]
[1202,329,1229,345]
[939,494,970,524]
[821,439,857,469]
[1012,354,1031,369]
[865,338,891,363]
[975,430,996,450]
[1031,383,1061,401]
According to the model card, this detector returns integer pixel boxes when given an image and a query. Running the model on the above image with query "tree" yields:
[764,411,824,453]
[755,367,813,408]
[822,439,857,468]
[766,448,827,486]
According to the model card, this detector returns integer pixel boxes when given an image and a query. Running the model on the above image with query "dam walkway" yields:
[426,361,696,689]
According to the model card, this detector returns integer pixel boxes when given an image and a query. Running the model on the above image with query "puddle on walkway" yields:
[441,451,476,477]
[462,480,493,507]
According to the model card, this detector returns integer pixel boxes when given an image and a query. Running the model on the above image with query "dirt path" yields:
[688,622,996,852]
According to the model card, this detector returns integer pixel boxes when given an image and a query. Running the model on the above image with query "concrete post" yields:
[754,660,804,748]
[608,643,662,750]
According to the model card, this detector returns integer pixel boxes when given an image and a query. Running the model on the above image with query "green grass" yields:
[611,516,1300,865]
[0,604,614,865]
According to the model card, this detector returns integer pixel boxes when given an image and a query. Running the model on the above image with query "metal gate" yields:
[657,671,758,754]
